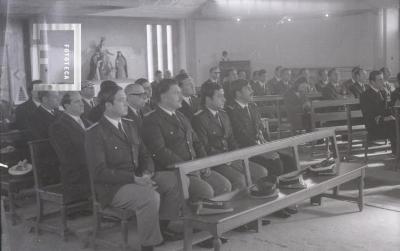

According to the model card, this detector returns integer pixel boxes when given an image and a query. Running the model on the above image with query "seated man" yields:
[349,68,367,98]
[15,80,41,130]
[142,79,232,202]
[30,90,60,139]
[321,68,342,100]
[390,73,400,107]
[135,78,156,115]
[192,82,268,190]
[124,83,147,132]
[49,92,91,203]
[271,68,292,95]
[87,80,118,123]
[360,71,397,154]
[80,81,96,121]
[315,69,328,93]
[267,66,282,93]
[175,73,200,121]
[227,79,298,217]
[85,84,183,250]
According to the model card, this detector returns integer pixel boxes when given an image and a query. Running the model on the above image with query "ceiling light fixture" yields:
[236,17,241,22]
[325,13,329,17]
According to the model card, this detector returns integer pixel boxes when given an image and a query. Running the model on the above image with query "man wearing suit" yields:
[86,80,118,123]
[342,67,360,96]
[360,71,397,154]
[150,70,163,90]
[85,84,182,250]
[124,83,146,132]
[135,78,156,115]
[202,66,220,86]
[271,68,291,95]
[222,68,239,106]
[227,79,298,217]
[193,82,268,190]
[267,66,282,93]
[321,68,342,100]
[142,79,232,202]
[29,91,60,139]
[175,73,200,121]
[49,92,91,203]
[349,68,367,98]
[250,69,269,96]
[315,69,328,93]
[80,81,96,121]
[390,73,400,107]
[15,80,42,130]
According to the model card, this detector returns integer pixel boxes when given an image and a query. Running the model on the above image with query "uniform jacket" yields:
[349,82,366,98]
[49,112,91,202]
[29,106,59,139]
[15,98,38,130]
[85,116,154,207]
[142,106,206,171]
[178,95,200,121]
[192,108,238,155]
[226,101,265,148]
[360,86,393,136]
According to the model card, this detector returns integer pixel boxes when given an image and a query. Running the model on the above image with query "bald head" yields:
[125,83,147,110]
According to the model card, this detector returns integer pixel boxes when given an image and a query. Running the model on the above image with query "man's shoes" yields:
[196,237,228,249]
[272,209,291,218]
[284,206,298,215]
[161,228,183,242]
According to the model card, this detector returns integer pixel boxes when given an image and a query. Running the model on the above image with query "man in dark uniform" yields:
[250,69,268,96]
[175,73,200,121]
[135,78,156,115]
[342,67,360,96]
[267,66,282,93]
[349,68,367,98]
[80,81,96,121]
[202,66,220,86]
[142,79,232,202]
[360,71,397,154]
[151,70,163,90]
[86,80,118,123]
[321,68,342,100]
[85,84,182,250]
[227,79,298,217]
[315,69,328,93]
[222,68,238,105]
[15,80,42,130]
[271,68,291,95]
[29,90,60,139]
[49,92,91,203]
[193,82,268,190]
[124,83,146,131]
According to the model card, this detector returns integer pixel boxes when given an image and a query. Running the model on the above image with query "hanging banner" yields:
[31,23,81,91]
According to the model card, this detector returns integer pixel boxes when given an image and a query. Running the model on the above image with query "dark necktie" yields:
[118,121,127,138]
[90,99,95,108]
[214,112,222,128]
[244,105,252,119]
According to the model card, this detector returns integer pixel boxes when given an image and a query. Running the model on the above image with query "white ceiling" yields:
[5,0,400,19]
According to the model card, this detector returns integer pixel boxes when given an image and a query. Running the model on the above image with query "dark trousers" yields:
[369,120,397,153]
[250,152,297,177]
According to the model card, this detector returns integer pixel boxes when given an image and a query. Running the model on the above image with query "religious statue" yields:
[115,51,128,79]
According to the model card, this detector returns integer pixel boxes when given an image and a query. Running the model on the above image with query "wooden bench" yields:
[174,129,366,251]
[310,98,368,160]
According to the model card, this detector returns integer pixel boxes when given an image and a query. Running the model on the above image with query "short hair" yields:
[37,91,51,102]
[328,68,337,77]
[354,67,364,77]
[135,78,149,86]
[174,73,190,87]
[281,68,291,75]
[60,91,79,109]
[252,70,259,77]
[98,84,122,106]
[153,78,178,103]
[352,67,361,74]
[100,80,117,90]
[222,51,228,55]
[318,68,327,76]
[230,79,249,99]
[155,70,162,75]
[209,66,219,73]
[369,70,383,82]
[258,69,267,75]
[275,66,283,72]
[28,80,43,93]
[200,82,223,105]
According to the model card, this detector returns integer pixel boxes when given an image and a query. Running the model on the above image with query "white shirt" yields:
[182,96,191,105]
[158,105,175,116]
[40,105,55,115]
[104,115,122,129]
[33,100,41,107]
[235,100,248,109]
[207,107,218,116]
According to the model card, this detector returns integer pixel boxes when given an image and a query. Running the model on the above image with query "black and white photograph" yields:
[0,0,399,251]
